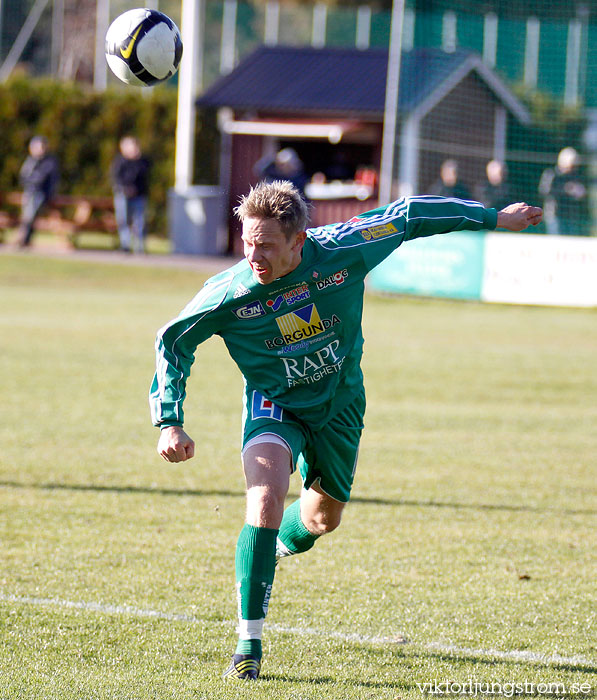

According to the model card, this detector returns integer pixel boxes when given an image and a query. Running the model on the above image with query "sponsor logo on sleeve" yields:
[360,222,398,240]
[264,303,340,349]
[315,269,348,290]
[251,391,283,421]
[232,300,266,319]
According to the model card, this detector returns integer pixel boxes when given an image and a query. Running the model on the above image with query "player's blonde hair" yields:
[234,180,310,238]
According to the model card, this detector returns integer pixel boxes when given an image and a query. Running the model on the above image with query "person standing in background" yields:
[430,159,472,201]
[539,147,589,236]
[480,160,515,213]
[111,136,152,253]
[17,136,60,248]
[254,148,310,200]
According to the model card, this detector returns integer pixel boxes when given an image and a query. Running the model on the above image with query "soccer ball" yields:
[105,8,183,86]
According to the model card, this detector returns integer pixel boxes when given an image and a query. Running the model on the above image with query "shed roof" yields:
[197,45,530,123]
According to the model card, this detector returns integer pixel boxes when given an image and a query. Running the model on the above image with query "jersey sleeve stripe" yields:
[309,199,410,244]
[406,194,485,207]
[406,213,484,225]
[306,196,488,251]
[310,229,407,251]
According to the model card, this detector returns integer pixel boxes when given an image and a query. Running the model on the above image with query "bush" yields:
[0,76,219,234]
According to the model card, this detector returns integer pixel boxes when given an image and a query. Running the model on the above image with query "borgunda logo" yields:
[264,303,340,349]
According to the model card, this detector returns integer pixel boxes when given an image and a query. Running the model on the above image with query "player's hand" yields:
[496,203,543,231]
[157,426,195,463]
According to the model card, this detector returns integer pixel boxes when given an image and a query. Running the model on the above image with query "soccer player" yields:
[149,182,542,680]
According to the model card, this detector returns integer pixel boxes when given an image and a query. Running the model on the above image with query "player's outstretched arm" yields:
[496,202,543,231]
[158,426,195,463]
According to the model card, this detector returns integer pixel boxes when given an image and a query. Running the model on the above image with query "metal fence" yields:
[0,0,595,108]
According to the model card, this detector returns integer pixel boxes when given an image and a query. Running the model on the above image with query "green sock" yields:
[276,499,319,557]
[234,524,277,658]
[235,637,262,657]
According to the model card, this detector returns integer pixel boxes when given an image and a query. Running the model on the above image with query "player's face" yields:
[242,218,306,285]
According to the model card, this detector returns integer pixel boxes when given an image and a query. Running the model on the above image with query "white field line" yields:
[1,593,594,670]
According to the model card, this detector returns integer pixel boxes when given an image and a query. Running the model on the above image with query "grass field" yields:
[0,251,595,700]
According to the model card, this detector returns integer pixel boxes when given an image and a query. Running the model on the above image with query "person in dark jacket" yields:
[17,136,60,247]
[480,160,515,213]
[254,148,310,200]
[111,136,151,253]
[539,147,590,236]
[430,159,472,201]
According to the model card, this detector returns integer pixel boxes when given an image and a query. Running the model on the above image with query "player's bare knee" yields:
[246,485,286,528]
[247,484,286,511]
[303,509,343,536]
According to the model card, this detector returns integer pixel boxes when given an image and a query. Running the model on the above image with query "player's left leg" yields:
[300,481,346,534]
[276,389,365,561]
[275,482,345,560]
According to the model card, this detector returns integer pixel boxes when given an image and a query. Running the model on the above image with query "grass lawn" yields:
[0,252,595,699]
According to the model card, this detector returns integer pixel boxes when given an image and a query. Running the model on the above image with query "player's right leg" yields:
[224,426,295,680]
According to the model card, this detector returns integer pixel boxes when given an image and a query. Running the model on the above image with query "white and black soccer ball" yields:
[105,8,183,86]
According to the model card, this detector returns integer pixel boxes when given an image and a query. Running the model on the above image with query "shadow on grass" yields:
[349,494,596,517]
[363,644,597,676]
[410,648,597,675]
[0,479,594,516]
[259,673,415,691]
[0,479,243,501]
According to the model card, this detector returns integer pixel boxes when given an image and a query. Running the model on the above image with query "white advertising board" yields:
[482,234,597,308]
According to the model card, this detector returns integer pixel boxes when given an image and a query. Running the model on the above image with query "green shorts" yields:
[241,388,366,503]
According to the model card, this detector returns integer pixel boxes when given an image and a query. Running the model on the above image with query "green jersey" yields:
[150,196,497,430]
